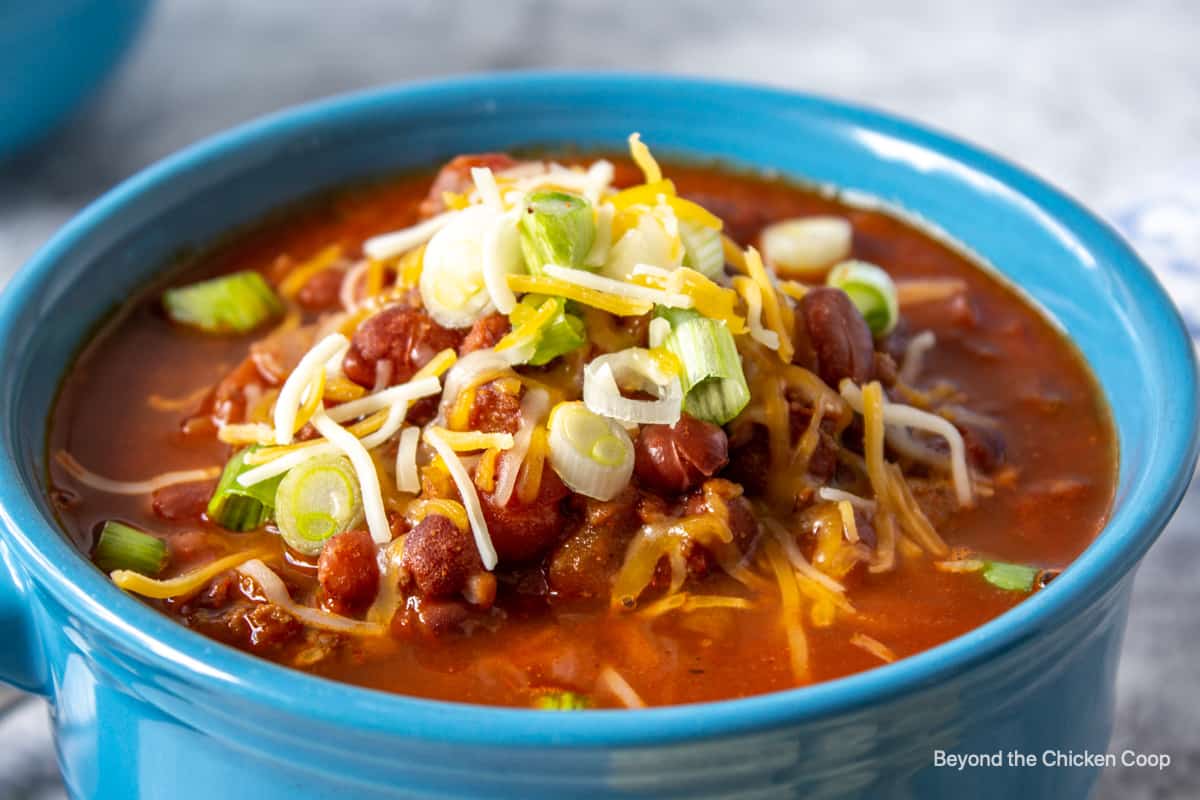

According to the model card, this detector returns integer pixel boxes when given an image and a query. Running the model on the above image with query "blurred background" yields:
[1,1,1197,798]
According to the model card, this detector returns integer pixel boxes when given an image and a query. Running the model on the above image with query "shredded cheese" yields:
[278,244,344,299]
[238,559,386,637]
[273,334,349,445]
[112,547,272,599]
[428,426,515,453]
[363,210,458,261]
[423,427,498,570]
[850,633,897,663]
[542,264,693,309]
[494,297,558,361]
[597,666,647,709]
[633,265,746,333]
[898,330,937,386]
[507,273,651,316]
[817,487,877,511]
[743,247,794,363]
[395,425,421,494]
[732,275,780,350]
[627,133,662,184]
[309,407,391,545]
[405,497,470,532]
[56,451,220,496]
[837,500,861,543]
[471,166,503,210]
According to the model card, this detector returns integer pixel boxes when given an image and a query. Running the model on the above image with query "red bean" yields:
[420,154,519,218]
[800,287,875,387]
[401,515,484,599]
[634,413,729,494]
[459,313,510,355]
[295,268,344,311]
[317,529,380,612]
[479,467,569,563]
[684,479,760,552]
[468,380,522,435]
[342,306,463,388]
[151,480,215,522]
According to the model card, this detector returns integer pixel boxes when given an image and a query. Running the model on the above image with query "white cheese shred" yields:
[424,427,499,570]
[55,451,220,496]
[238,559,385,637]
[471,166,503,210]
[274,333,349,445]
[542,264,693,309]
[395,426,421,494]
[363,210,458,261]
[309,407,391,545]
[597,666,647,709]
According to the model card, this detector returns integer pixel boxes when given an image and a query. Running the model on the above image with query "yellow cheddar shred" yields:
[628,133,663,184]
[507,274,652,316]
[405,497,469,532]
[428,426,515,453]
[743,246,794,363]
[112,547,274,600]
[278,244,343,299]
[474,447,500,492]
[324,375,367,403]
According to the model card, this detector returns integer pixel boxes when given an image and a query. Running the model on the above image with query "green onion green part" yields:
[519,190,596,275]
[826,260,899,337]
[208,447,284,532]
[163,270,283,334]
[274,454,364,556]
[509,295,586,366]
[93,521,168,576]
[657,307,750,426]
[533,690,592,711]
[679,219,725,280]
[982,561,1038,592]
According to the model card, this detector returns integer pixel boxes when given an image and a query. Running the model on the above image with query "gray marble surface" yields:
[1,1,1198,797]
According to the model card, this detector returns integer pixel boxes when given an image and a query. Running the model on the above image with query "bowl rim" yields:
[1,71,1196,747]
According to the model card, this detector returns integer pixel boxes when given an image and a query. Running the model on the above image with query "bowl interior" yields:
[0,74,1195,741]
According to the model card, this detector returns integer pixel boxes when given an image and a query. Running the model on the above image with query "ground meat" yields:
[479,468,570,563]
[800,287,875,386]
[547,486,640,600]
[295,268,345,311]
[400,514,486,600]
[468,380,522,435]
[229,603,301,651]
[634,414,729,494]
[151,480,214,522]
[342,306,463,388]
[420,153,519,218]
[317,529,380,612]
[459,313,510,355]
[683,479,760,553]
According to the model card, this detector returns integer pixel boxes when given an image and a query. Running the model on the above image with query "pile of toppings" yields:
[62,135,1047,709]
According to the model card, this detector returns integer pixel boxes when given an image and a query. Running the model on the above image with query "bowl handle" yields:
[0,539,46,694]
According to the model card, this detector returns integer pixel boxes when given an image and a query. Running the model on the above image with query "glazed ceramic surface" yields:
[0,0,152,160]
[0,74,1194,799]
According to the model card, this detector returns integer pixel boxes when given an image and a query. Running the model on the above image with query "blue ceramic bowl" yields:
[0,74,1195,799]
[0,0,152,160]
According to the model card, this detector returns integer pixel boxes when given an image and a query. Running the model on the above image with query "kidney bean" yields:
[459,313,511,355]
[684,479,760,552]
[151,480,215,522]
[800,287,875,387]
[721,424,771,497]
[317,529,380,612]
[634,413,729,494]
[342,306,463,388]
[420,153,519,218]
[480,467,570,563]
[468,380,522,435]
[401,514,485,600]
[295,268,345,311]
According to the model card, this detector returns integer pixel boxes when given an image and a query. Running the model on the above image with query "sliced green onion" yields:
[982,561,1038,592]
[657,307,750,426]
[583,347,683,425]
[548,401,634,501]
[163,271,282,334]
[420,205,503,329]
[519,190,596,275]
[533,690,591,710]
[274,454,364,556]
[208,448,284,532]
[508,295,586,366]
[679,219,724,280]
[761,216,853,278]
[93,521,167,576]
[826,260,899,336]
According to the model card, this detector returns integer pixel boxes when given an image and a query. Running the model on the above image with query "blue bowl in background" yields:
[0,73,1196,799]
[0,0,152,160]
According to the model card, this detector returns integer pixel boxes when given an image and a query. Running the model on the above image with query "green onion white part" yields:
[420,205,503,329]
[678,218,725,280]
[273,454,364,555]
[548,402,635,501]
[657,308,751,426]
[583,348,683,425]
[482,209,524,314]
[601,211,681,281]
[827,260,899,336]
[761,216,853,278]
[309,409,390,545]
